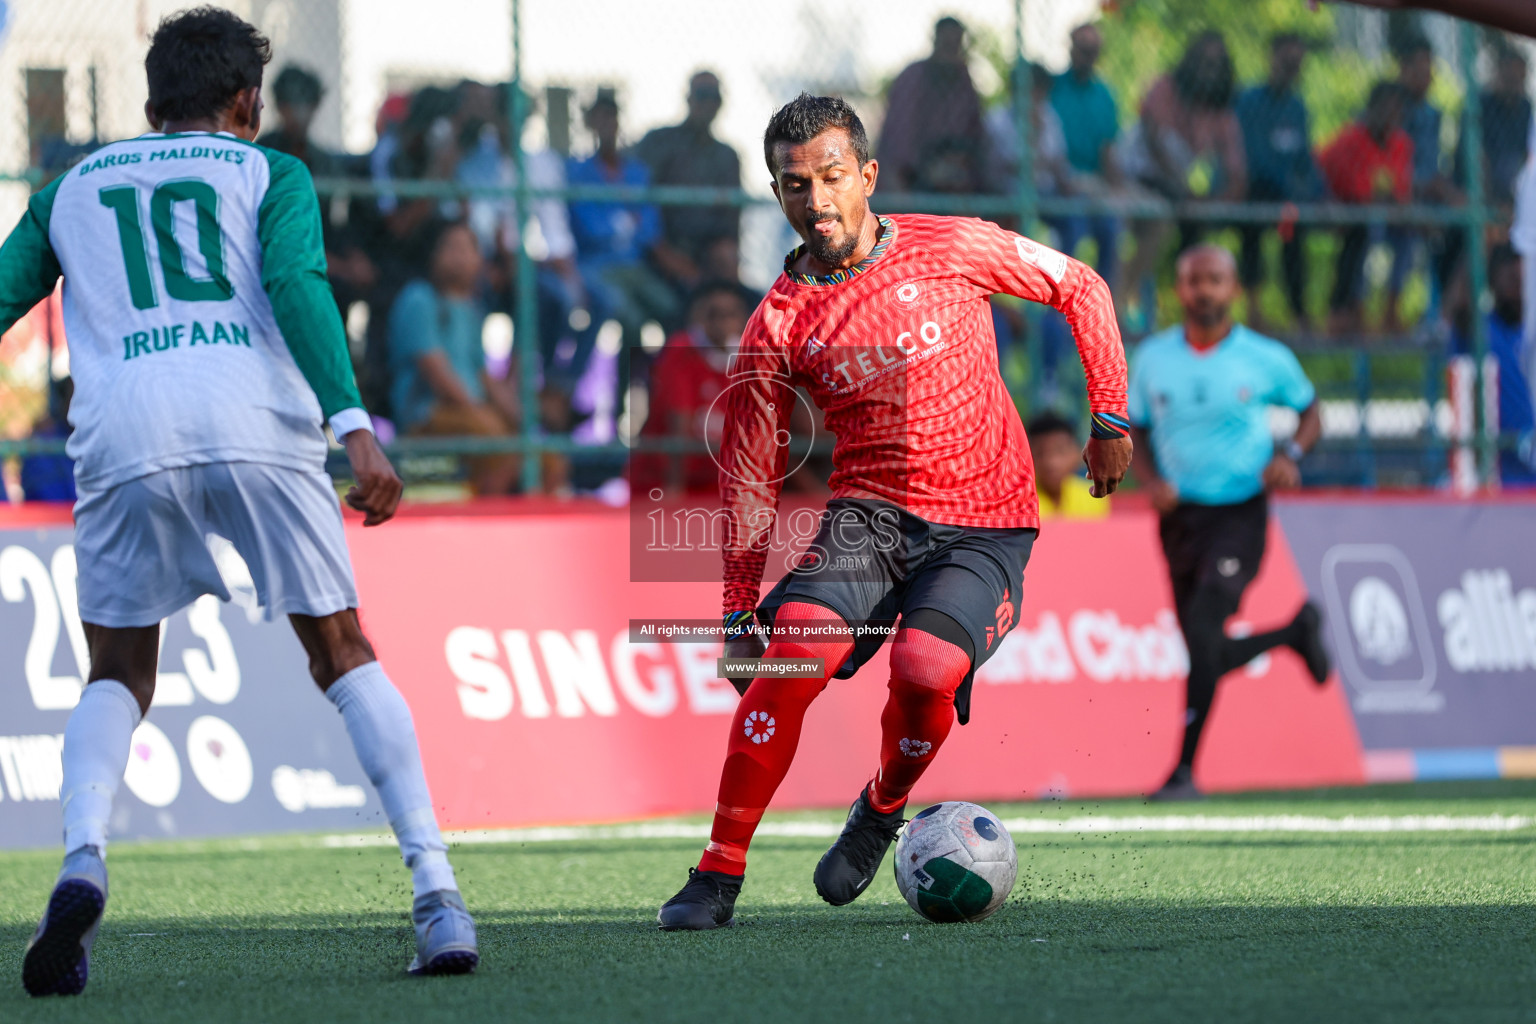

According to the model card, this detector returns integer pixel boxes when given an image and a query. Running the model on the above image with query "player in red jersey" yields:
[657,94,1132,930]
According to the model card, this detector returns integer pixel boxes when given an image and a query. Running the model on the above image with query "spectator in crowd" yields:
[370,85,463,291]
[257,65,340,177]
[451,82,586,404]
[699,234,763,314]
[878,16,987,194]
[1049,22,1124,291]
[21,375,74,503]
[632,281,748,497]
[987,63,1071,201]
[1454,245,1535,486]
[1319,82,1412,335]
[633,71,743,291]
[987,63,1073,384]
[388,221,530,495]
[1122,31,1248,324]
[1236,33,1324,332]
[568,89,679,412]
[1389,34,1465,333]
[1458,44,1533,208]
[1027,412,1108,520]
[356,86,463,419]
[258,65,376,318]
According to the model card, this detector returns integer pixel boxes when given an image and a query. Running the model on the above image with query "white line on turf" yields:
[318,814,1534,848]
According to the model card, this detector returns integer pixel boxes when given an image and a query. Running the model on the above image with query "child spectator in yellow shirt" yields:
[1028,412,1110,520]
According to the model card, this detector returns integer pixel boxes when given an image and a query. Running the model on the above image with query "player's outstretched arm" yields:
[953,220,1132,496]
[0,177,65,337]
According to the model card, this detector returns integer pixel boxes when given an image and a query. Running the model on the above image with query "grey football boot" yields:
[407,889,479,975]
[23,846,108,997]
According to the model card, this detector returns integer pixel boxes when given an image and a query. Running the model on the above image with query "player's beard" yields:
[804,213,861,267]
[1188,299,1229,329]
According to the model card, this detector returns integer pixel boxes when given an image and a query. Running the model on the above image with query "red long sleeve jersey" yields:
[719,214,1128,614]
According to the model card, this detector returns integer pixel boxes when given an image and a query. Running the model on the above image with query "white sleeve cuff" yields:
[328,408,373,440]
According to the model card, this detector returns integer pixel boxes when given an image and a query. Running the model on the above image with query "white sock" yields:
[60,679,141,855]
[326,662,457,897]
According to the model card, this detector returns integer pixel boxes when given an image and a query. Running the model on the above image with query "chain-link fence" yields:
[0,0,1530,499]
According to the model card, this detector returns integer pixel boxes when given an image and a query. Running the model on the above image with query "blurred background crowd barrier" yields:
[0,0,1531,500]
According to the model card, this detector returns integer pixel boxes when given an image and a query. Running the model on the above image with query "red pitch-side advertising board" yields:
[345,505,1363,830]
[11,492,1535,848]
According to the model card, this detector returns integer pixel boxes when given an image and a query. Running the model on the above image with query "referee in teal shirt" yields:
[1129,245,1331,800]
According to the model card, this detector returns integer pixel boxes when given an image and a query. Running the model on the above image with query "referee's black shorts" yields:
[1158,492,1268,619]
[754,498,1036,724]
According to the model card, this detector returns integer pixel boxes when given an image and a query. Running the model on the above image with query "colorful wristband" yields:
[723,610,757,640]
[1090,411,1132,440]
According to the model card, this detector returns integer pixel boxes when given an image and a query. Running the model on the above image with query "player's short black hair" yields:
[1027,411,1079,443]
[272,65,323,108]
[146,7,271,124]
[763,93,869,177]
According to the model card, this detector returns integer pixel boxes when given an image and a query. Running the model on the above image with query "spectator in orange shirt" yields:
[1319,82,1412,335]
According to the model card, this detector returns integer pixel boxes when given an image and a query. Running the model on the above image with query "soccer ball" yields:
[893,801,1017,923]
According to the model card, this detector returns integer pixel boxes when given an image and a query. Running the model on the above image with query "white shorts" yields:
[73,462,359,628]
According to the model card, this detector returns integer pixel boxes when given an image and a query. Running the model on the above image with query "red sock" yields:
[869,627,972,813]
[698,602,853,876]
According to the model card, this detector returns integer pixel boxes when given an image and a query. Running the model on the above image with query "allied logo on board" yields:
[1348,577,1412,667]
[1322,543,1536,714]
[1321,544,1442,713]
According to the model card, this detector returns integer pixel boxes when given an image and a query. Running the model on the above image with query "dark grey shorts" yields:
[756,498,1037,723]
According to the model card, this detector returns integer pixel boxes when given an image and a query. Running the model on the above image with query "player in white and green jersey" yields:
[16,8,477,995]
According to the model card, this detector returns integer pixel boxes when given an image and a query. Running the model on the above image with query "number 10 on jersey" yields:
[99,178,234,310]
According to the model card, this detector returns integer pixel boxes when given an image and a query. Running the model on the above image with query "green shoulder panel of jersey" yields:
[0,174,66,336]
[254,145,363,419]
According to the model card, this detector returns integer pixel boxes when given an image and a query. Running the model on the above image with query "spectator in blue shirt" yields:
[20,377,76,503]
[1455,246,1536,486]
[1455,45,1533,209]
[1236,33,1323,331]
[567,88,680,414]
[1389,35,1466,333]
[389,221,530,495]
[1049,22,1123,292]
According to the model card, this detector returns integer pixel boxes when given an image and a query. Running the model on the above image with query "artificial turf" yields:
[2,780,1534,1023]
